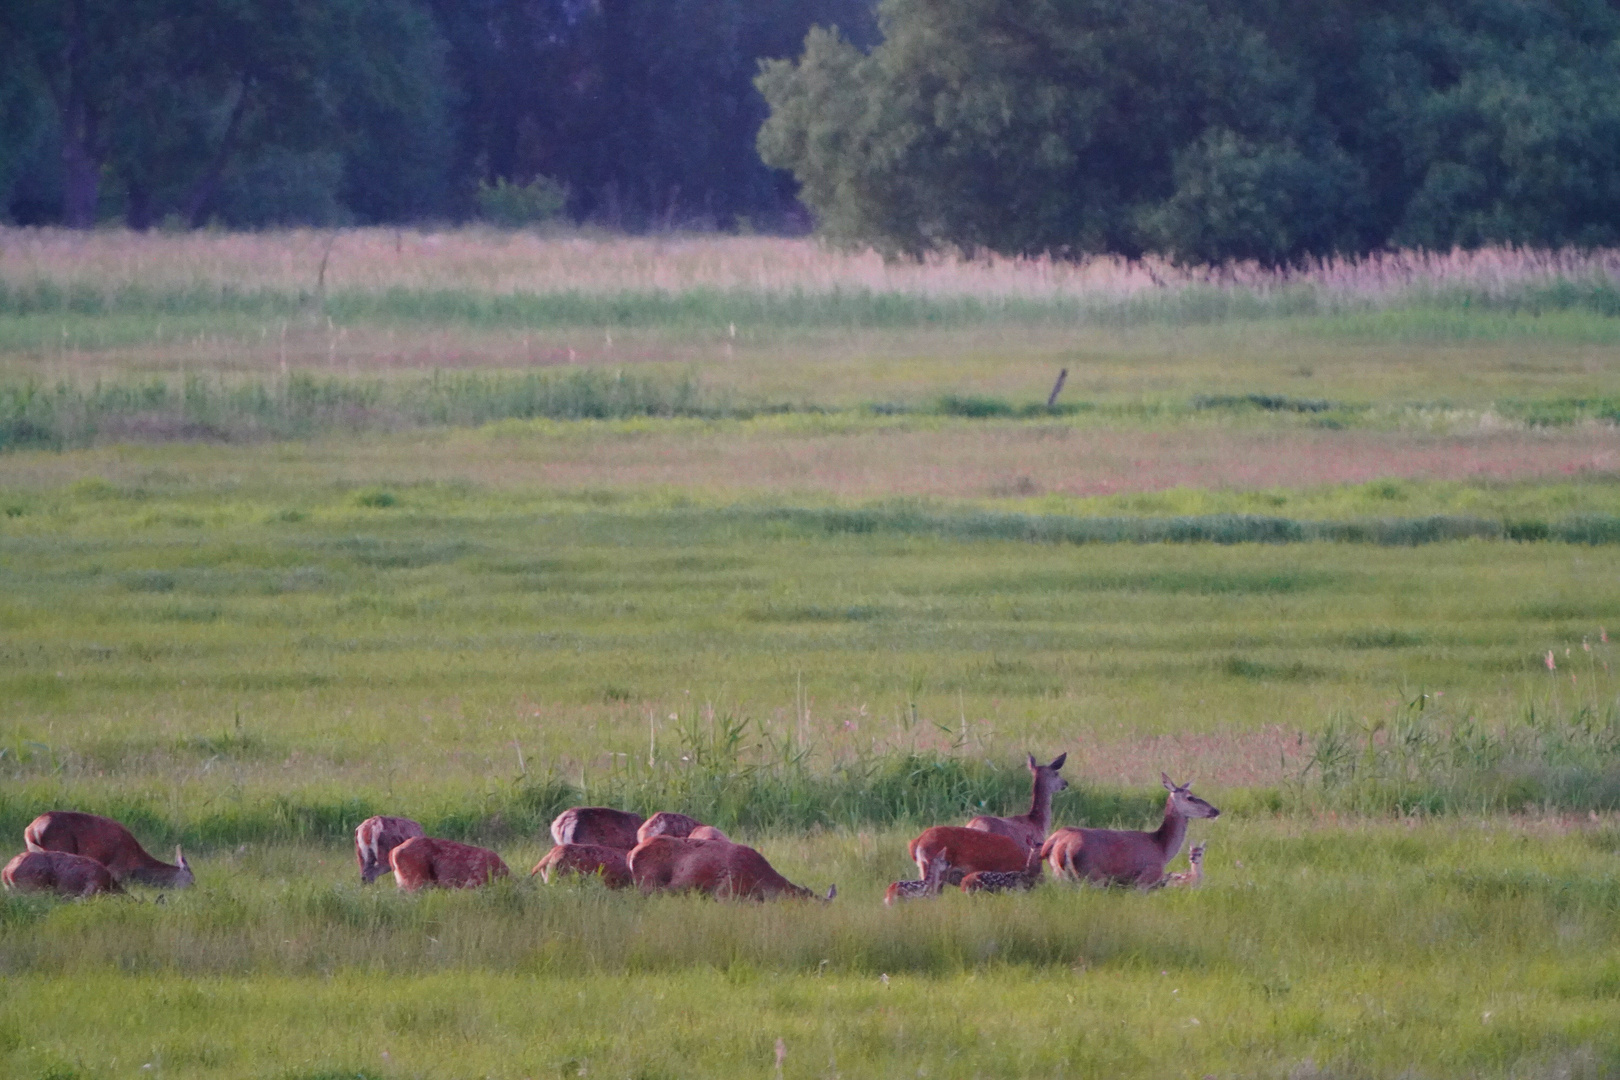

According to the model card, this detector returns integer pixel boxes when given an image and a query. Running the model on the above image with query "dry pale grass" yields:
[1071,725,1306,789]
[6,227,1620,299]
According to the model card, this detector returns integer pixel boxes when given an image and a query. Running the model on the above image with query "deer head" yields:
[173,847,195,887]
[1161,774,1220,820]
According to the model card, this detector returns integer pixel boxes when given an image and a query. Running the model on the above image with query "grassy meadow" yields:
[2,229,1620,1079]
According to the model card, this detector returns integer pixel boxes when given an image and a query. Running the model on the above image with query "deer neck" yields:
[1151,803,1189,863]
[1025,772,1056,833]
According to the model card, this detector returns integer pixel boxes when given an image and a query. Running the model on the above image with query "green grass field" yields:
[2,230,1619,1079]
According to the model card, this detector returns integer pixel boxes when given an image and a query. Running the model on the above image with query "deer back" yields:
[636,812,706,844]
[531,843,632,888]
[24,811,192,887]
[551,807,644,850]
[3,850,122,897]
[910,826,1030,883]
[389,837,510,891]
[355,815,425,884]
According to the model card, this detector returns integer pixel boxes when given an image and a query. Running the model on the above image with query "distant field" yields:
[2,230,1618,1079]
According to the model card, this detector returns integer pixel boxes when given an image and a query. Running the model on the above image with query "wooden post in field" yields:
[1046,368,1068,408]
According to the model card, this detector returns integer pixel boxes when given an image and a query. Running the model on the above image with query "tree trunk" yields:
[60,98,102,228]
[182,83,251,228]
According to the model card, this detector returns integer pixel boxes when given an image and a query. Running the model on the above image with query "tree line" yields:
[0,0,875,231]
[5,0,1618,263]
[758,0,1620,263]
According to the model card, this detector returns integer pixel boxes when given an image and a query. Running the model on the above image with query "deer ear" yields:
[1050,752,1066,770]
[1161,772,1175,790]
[1026,753,1038,769]
[176,846,189,869]
[824,884,837,902]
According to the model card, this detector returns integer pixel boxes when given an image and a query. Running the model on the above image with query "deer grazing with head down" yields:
[550,807,645,851]
[3,850,123,897]
[966,753,1068,851]
[388,837,510,891]
[627,836,834,901]
[1040,774,1219,888]
[24,811,193,888]
[531,843,632,888]
[960,848,1043,894]
[884,850,949,906]
[355,815,425,884]
[908,826,1030,886]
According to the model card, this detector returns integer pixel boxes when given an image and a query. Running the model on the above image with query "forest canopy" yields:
[757,0,1620,263]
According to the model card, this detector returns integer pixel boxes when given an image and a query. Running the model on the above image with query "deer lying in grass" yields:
[966,753,1067,851]
[531,843,632,888]
[908,826,1030,886]
[1040,775,1219,888]
[961,849,1043,894]
[1163,842,1206,888]
[550,807,645,850]
[3,850,123,897]
[636,812,706,843]
[884,851,949,906]
[388,837,510,891]
[24,811,193,888]
[627,836,835,901]
[355,815,425,884]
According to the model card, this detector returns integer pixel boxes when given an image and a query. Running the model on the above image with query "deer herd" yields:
[3,753,1218,906]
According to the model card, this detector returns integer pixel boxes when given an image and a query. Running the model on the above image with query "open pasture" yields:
[2,230,1620,1079]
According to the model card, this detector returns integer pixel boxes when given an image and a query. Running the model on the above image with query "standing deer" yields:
[966,753,1068,851]
[355,815,425,884]
[3,850,123,897]
[388,837,510,891]
[627,836,835,901]
[884,850,949,906]
[1040,774,1219,888]
[550,807,644,850]
[636,812,706,844]
[1163,842,1206,888]
[908,826,1030,886]
[23,811,193,888]
[531,843,632,888]
[961,848,1043,894]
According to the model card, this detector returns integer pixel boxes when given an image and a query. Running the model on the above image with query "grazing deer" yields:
[3,850,123,897]
[884,850,949,906]
[636,812,706,844]
[687,825,730,842]
[355,815,425,884]
[531,843,632,888]
[908,826,1030,886]
[1164,843,1206,889]
[961,849,1043,894]
[1040,774,1219,888]
[388,837,510,891]
[550,807,645,850]
[966,753,1068,851]
[627,836,835,901]
[23,811,193,888]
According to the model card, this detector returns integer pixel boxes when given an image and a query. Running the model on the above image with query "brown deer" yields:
[908,826,1030,886]
[23,811,193,888]
[388,837,510,891]
[3,850,123,897]
[627,836,835,901]
[687,825,731,842]
[1040,774,1219,888]
[961,848,1043,894]
[355,815,425,884]
[550,807,645,850]
[883,850,949,906]
[636,812,706,844]
[966,753,1068,851]
[531,843,632,888]
[1163,842,1206,888]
